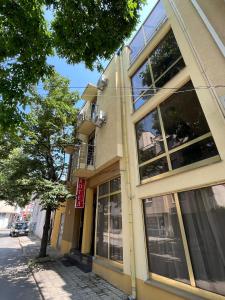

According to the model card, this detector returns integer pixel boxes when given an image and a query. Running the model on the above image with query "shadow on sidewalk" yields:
[0,234,42,300]
[20,235,128,300]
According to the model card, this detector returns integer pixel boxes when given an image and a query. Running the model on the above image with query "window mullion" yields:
[94,186,99,257]
[174,193,196,287]
[157,106,172,170]
[147,57,156,94]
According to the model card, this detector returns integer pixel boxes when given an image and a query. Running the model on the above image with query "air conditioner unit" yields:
[93,110,107,127]
[77,112,85,123]
[97,75,108,91]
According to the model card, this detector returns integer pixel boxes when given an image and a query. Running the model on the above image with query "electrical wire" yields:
[34,85,225,98]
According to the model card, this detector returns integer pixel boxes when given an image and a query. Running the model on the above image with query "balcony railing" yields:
[129,0,167,64]
[72,142,95,178]
[77,104,98,135]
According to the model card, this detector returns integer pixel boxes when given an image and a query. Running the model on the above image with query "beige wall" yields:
[95,56,123,169]
[51,202,66,249]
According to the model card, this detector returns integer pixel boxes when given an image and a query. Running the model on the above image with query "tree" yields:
[0,72,79,257]
[50,0,146,70]
[0,0,53,130]
[0,0,145,129]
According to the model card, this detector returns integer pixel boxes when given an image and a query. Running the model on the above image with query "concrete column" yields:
[81,188,94,254]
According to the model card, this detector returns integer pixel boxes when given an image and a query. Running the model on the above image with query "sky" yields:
[44,0,157,108]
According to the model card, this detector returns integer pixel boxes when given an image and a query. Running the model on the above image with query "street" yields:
[0,230,128,300]
[0,230,41,300]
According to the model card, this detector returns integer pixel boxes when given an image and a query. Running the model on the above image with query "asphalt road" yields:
[0,229,41,300]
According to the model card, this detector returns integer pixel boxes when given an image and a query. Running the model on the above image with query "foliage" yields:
[0,72,78,203]
[0,0,53,129]
[0,72,78,256]
[0,0,145,129]
[49,0,146,70]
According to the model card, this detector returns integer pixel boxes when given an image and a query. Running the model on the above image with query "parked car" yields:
[10,222,29,237]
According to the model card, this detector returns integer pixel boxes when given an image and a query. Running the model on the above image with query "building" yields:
[51,1,225,299]
[0,201,18,229]
[30,199,46,239]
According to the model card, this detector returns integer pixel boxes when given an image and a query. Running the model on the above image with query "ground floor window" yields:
[96,177,123,263]
[143,184,225,297]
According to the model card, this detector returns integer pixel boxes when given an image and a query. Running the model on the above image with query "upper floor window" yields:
[131,30,185,111]
[136,81,219,181]
[129,0,167,64]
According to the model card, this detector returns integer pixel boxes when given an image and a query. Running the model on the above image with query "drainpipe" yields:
[168,0,225,118]
[118,49,137,300]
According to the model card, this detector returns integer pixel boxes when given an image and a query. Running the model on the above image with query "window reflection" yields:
[99,182,109,196]
[110,177,121,193]
[131,61,152,102]
[140,157,168,180]
[150,30,184,83]
[179,185,225,296]
[96,177,123,263]
[129,0,167,63]
[131,29,185,111]
[160,82,210,150]
[143,195,190,284]
[96,197,109,258]
[135,80,219,181]
[136,109,164,164]
[109,194,123,262]
[170,137,218,169]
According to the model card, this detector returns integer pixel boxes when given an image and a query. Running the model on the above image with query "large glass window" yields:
[129,0,167,63]
[136,81,219,181]
[136,109,164,164]
[96,177,123,263]
[179,185,225,296]
[132,30,185,110]
[143,195,190,284]
[143,184,225,297]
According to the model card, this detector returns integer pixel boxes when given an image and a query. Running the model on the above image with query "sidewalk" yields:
[19,235,128,300]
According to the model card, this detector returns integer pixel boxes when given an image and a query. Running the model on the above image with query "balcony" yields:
[129,0,167,64]
[81,83,97,102]
[72,142,95,178]
[77,104,97,135]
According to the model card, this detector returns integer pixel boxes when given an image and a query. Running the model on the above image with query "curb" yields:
[18,236,45,300]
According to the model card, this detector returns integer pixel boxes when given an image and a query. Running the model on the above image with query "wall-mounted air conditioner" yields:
[93,110,107,127]
[97,75,108,91]
[77,112,85,123]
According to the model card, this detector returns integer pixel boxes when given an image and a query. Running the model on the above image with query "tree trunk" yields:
[39,206,52,258]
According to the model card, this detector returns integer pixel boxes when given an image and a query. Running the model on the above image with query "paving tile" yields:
[20,235,128,300]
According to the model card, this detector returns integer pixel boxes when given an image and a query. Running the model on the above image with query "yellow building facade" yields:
[51,1,225,299]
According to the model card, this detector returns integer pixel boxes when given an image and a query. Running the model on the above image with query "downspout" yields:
[118,49,137,300]
[168,0,225,118]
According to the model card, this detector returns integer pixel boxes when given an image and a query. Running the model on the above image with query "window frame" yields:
[95,177,123,266]
[131,29,186,111]
[142,182,225,300]
[135,81,220,184]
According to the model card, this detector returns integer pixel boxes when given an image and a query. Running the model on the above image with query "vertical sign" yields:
[75,178,86,208]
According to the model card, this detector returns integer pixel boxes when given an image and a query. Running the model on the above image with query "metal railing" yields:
[77,104,98,127]
[129,0,167,64]
[73,142,95,170]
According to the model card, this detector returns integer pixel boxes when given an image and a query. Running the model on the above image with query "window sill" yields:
[145,279,206,300]
[137,155,221,187]
[93,257,124,274]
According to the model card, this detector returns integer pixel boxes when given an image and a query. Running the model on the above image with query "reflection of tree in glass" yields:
[164,106,194,148]
[136,110,164,163]
[139,64,152,100]
[150,30,182,80]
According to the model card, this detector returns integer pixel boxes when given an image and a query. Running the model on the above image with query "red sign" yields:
[75,178,86,208]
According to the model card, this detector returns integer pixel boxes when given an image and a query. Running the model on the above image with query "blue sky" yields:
[43,1,157,107]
